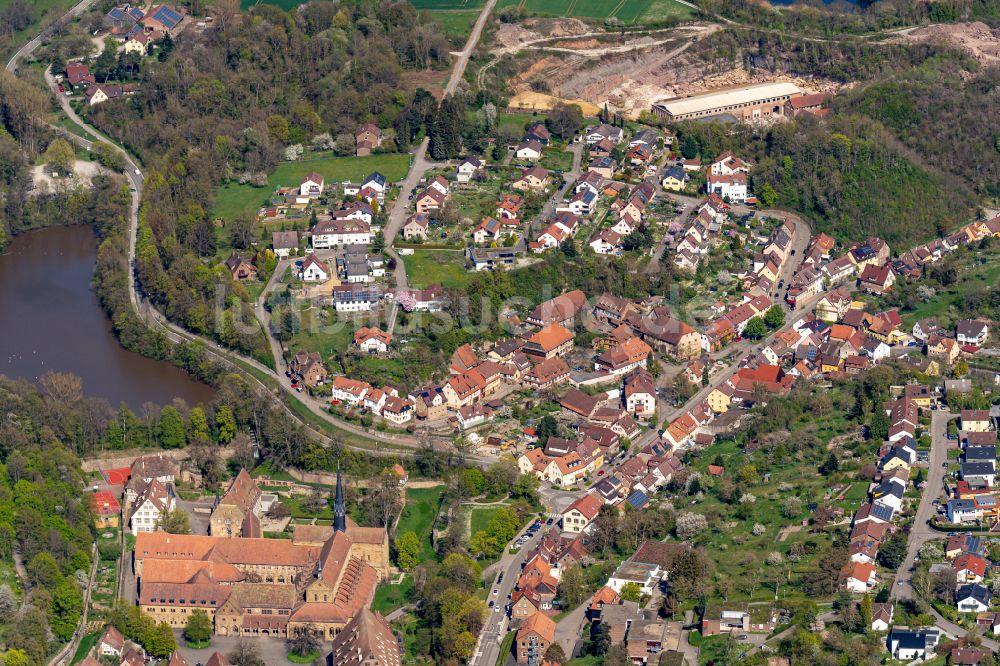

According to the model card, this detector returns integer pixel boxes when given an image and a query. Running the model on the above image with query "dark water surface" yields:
[0,225,215,408]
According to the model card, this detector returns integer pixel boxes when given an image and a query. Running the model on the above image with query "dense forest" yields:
[674,114,975,247]
[0,377,100,664]
[698,0,1000,36]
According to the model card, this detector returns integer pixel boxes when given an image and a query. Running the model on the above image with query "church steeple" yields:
[334,463,346,533]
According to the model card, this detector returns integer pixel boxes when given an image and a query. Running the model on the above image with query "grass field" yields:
[286,307,355,361]
[69,633,99,665]
[470,505,506,536]
[428,9,482,36]
[396,486,446,563]
[494,0,693,22]
[409,0,485,8]
[401,250,473,289]
[211,153,411,221]
[372,575,415,614]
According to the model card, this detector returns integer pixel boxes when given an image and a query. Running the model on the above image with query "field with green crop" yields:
[494,0,693,22]
[409,0,484,8]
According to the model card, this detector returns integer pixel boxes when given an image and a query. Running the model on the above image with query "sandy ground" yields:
[898,21,1000,65]
[500,22,843,119]
[29,159,107,194]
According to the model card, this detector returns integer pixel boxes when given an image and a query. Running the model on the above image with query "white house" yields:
[312,219,372,248]
[331,376,370,405]
[947,499,980,524]
[707,173,748,203]
[354,326,391,354]
[590,229,621,256]
[870,603,893,632]
[957,319,990,346]
[888,628,939,661]
[129,480,175,536]
[956,584,992,613]
[585,124,624,145]
[708,151,753,176]
[330,202,373,225]
[842,562,877,593]
[456,156,483,183]
[300,255,331,282]
[607,560,662,595]
[300,172,324,197]
[516,140,543,161]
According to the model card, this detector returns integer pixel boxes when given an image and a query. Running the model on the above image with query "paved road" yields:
[383,0,497,333]
[525,141,584,243]
[4,0,101,73]
[445,0,497,96]
[892,409,955,602]
[472,519,549,666]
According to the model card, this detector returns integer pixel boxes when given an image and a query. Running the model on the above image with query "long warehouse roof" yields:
[658,82,803,116]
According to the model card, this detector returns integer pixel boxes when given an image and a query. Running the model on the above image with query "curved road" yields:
[11,0,500,462]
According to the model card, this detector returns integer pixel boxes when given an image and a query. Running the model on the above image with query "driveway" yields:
[553,600,589,658]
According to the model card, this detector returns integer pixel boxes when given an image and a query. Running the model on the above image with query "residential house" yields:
[957,320,990,346]
[224,252,256,281]
[527,290,588,328]
[515,140,543,161]
[888,628,940,661]
[523,323,575,360]
[300,254,331,282]
[871,603,894,632]
[414,187,447,215]
[624,368,656,418]
[271,231,298,258]
[402,213,430,241]
[963,410,992,433]
[353,327,391,354]
[312,220,372,248]
[456,156,483,183]
[590,229,622,255]
[289,351,327,387]
[512,166,550,192]
[957,584,993,613]
[661,166,688,191]
[522,357,571,390]
[706,172,748,203]
[516,613,556,664]
[300,172,324,197]
[129,479,175,535]
[589,157,616,179]
[709,151,753,176]
[585,124,624,145]
[561,492,603,534]
[858,263,895,295]
[955,554,988,584]
[354,124,382,156]
[496,194,523,220]
[841,562,877,593]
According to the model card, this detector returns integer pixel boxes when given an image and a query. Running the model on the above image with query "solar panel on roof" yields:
[152,6,182,28]
[109,7,125,19]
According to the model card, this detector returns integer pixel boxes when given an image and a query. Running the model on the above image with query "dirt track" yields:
[896,21,1000,65]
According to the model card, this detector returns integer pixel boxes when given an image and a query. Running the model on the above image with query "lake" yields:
[0,225,216,409]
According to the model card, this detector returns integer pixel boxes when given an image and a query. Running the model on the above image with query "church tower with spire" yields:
[334,464,346,533]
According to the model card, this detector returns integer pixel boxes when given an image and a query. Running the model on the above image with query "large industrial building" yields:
[651,82,804,123]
